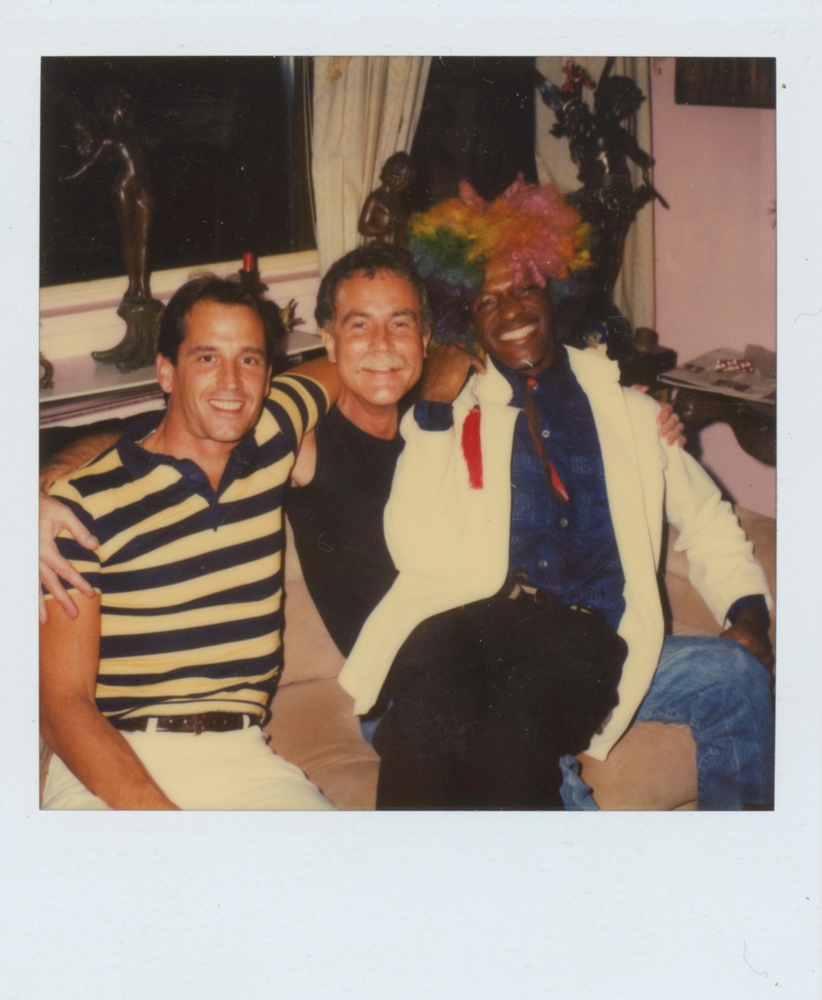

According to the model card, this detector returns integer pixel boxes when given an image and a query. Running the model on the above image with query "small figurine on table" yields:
[358,152,416,246]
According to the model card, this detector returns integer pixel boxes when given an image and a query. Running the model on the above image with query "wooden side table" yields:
[659,348,776,465]
[672,388,775,465]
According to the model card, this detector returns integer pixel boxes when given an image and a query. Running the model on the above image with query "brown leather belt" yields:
[112,712,251,735]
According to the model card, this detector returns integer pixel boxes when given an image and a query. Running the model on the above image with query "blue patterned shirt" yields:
[498,352,627,631]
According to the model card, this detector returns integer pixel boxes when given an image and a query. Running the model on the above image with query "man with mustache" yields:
[283,245,440,660]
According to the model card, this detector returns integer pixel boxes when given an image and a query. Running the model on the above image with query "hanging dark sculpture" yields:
[535,59,669,357]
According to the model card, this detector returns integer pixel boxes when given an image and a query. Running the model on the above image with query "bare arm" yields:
[39,426,122,622]
[290,429,317,487]
[418,343,487,403]
[40,595,178,809]
[282,356,340,487]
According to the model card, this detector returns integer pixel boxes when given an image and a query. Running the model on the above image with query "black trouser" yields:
[373,587,627,810]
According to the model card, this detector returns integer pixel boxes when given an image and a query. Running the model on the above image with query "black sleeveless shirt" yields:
[286,405,404,656]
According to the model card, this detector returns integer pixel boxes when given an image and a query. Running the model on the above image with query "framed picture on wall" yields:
[674,57,776,109]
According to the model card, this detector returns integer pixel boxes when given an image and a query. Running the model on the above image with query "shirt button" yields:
[560,517,569,528]
[538,559,548,570]
[541,429,550,438]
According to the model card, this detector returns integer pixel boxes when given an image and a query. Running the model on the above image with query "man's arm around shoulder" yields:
[39,424,123,496]
[274,356,340,410]
[40,596,178,810]
[39,424,123,622]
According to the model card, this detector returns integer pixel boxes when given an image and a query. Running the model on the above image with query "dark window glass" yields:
[40,56,315,287]
[410,56,538,208]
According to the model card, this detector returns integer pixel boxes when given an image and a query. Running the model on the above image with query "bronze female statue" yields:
[62,89,155,303]
[58,87,164,371]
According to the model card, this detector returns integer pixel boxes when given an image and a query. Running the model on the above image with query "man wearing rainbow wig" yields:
[340,176,774,810]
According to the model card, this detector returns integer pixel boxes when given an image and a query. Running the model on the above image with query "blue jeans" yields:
[560,635,775,810]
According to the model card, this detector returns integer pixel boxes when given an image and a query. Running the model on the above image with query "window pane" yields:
[40,56,315,288]
[410,56,538,206]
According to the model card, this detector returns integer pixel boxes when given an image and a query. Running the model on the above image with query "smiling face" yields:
[321,268,430,422]
[156,299,272,459]
[469,256,556,375]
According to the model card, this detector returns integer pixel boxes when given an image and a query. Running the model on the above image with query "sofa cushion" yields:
[265,678,379,810]
[274,506,774,810]
[281,520,346,688]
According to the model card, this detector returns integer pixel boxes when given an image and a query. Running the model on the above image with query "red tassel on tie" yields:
[461,406,483,489]
[524,377,569,504]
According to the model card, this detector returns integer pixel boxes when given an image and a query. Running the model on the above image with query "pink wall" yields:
[651,59,776,517]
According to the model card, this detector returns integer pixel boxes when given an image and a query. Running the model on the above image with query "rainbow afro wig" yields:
[407,174,592,347]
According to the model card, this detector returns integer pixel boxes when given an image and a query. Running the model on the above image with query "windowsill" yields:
[40,249,323,426]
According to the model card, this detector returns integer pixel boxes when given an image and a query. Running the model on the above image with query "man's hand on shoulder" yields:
[39,495,97,624]
[631,385,686,447]
[719,606,774,671]
[39,423,122,622]
[419,343,486,404]
[657,401,686,447]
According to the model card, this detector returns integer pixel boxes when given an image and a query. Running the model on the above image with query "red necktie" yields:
[523,377,569,504]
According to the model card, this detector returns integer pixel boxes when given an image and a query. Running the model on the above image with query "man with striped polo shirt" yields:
[39,275,338,810]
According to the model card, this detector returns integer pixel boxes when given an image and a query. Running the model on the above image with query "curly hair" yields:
[407,175,591,346]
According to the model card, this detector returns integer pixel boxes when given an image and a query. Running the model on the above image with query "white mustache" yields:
[356,353,406,372]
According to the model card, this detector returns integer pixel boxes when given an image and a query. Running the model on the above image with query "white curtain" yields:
[311,56,432,275]
[535,57,657,330]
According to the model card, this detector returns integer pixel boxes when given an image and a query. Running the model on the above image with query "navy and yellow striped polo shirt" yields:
[47,372,328,724]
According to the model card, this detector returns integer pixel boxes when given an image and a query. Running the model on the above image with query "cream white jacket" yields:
[339,347,771,759]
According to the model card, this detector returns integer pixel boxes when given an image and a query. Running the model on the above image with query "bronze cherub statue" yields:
[358,152,416,246]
